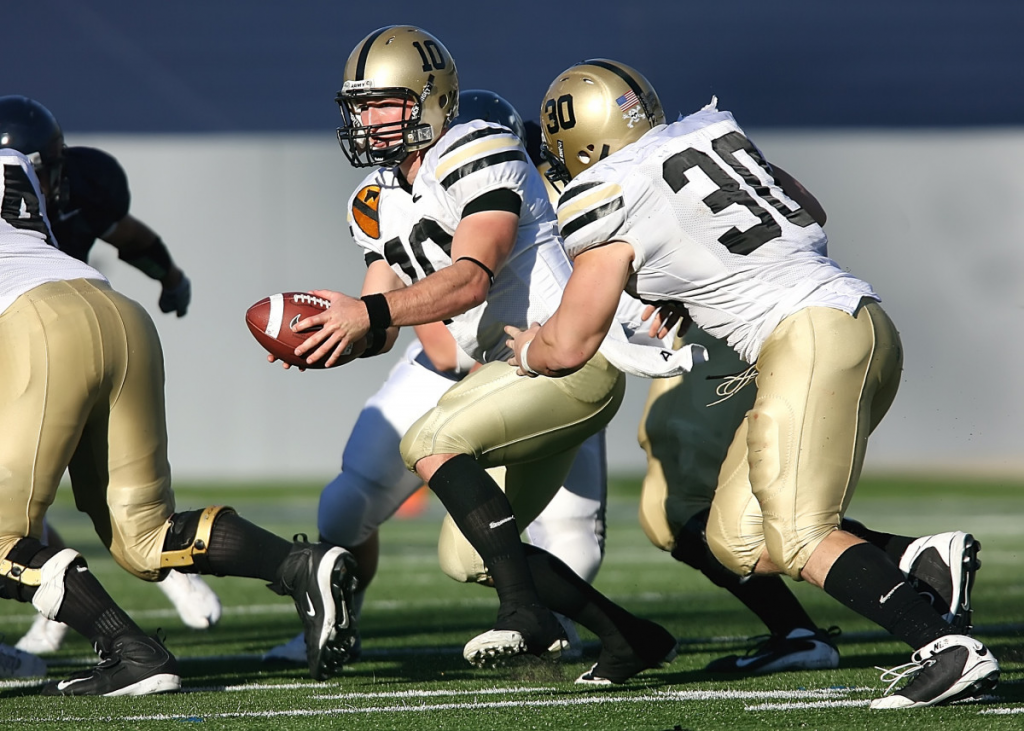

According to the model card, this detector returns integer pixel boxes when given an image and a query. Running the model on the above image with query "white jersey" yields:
[556,103,878,363]
[0,150,106,316]
[347,119,569,363]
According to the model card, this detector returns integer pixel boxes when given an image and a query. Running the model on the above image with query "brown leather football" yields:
[245,292,364,368]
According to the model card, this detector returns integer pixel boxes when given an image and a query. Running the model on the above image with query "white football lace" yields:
[291,293,331,309]
[875,659,927,696]
[707,364,759,406]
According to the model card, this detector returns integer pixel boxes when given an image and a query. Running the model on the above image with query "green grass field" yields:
[2,474,1022,730]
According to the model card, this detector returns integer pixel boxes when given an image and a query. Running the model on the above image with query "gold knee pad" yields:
[161,505,236,571]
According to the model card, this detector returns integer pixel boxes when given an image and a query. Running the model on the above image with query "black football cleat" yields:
[705,627,840,675]
[576,618,678,685]
[40,634,179,696]
[899,532,980,631]
[871,634,999,709]
[273,537,358,680]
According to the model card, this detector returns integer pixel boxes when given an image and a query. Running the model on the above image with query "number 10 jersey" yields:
[556,103,877,364]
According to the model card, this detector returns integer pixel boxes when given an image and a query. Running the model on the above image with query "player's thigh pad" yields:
[745,301,903,579]
[0,281,111,548]
[638,330,754,551]
[68,281,174,580]
[706,417,767,576]
[400,354,625,470]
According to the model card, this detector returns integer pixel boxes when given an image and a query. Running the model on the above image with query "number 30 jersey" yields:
[556,103,877,364]
[348,119,572,363]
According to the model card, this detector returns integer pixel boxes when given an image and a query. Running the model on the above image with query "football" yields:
[245,292,365,369]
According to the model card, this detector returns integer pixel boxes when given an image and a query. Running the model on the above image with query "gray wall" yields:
[77,128,1024,481]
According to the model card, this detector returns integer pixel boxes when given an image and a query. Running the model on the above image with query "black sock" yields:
[671,512,816,636]
[841,518,914,565]
[522,543,637,650]
[823,542,952,649]
[55,560,143,646]
[428,454,538,608]
[725,576,817,636]
[204,512,293,582]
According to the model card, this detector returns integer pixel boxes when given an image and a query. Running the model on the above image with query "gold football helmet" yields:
[539,59,665,184]
[336,25,459,168]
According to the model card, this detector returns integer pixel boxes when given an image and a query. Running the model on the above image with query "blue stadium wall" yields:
[4,2,1023,479]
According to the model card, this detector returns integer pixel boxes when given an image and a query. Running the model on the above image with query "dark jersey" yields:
[51,146,130,263]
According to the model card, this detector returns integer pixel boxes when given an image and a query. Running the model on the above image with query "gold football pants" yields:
[403,353,624,580]
[637,327,755,551]
[0,279,174,580]
[706,301,902,580]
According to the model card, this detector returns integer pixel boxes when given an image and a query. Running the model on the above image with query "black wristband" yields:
[359,327,388,358]
[361,293,392,330]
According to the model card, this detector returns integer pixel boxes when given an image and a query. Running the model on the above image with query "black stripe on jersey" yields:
[560,198,624,240]
[355,27,390,80]
[353,195,379,224]
[557,181,603,207]
[441,127,510,157]
[364,251,384,268]
[462,188,522,218]
[440,150,527,190]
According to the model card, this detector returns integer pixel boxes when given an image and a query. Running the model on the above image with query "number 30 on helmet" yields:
[539,59,665,185]
[336,25,460,168]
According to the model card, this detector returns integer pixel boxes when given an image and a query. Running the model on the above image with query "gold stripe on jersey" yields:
[352,184,382,239]
[557,183,624,239]
[435,134,523,186]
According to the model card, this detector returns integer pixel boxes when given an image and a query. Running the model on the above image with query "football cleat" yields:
[158,570,222,629]
[576,617,678,685]
[704,627,840,675]
[463,604,568,668]
[870,634,999,709]
[264,630,363,665]
[0,640,47,678]
[272,538,358,680]
[15,615,69,655]
[40,634,179,696]
[899,532,980,630]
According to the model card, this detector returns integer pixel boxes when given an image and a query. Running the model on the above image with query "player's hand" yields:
[293,289,369,368]
[504,323,541,377]
[266,353,305,372]
[159,272,191,317]
[641,302,691,340]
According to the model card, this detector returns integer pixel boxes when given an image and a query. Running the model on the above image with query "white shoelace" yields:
[875,659,927,696]
[708,364,759,406]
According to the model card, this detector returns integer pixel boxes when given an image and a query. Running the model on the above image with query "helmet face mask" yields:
[0,95,66,204]
[336,26,459,168]
[539,59,665,182]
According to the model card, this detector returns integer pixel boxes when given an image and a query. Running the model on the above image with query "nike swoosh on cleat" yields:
[488,516,514,529]
[879,581,905,604]
[56,677,90,691]
[305,593,316,617]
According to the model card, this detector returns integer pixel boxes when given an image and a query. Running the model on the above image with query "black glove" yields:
[159,274,192,317]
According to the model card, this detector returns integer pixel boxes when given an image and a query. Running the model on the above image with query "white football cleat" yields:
[870,634,999,709]
[263,632,306,663]
[705,627,840,674]
[899,532,980,630]
[0,641,47,678]
[15,615,69,654]
[158,570,222,629]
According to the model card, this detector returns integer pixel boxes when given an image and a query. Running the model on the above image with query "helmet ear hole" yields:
[577,150,591,165]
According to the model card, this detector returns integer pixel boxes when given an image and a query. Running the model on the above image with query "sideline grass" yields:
[1,474,1022,730]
